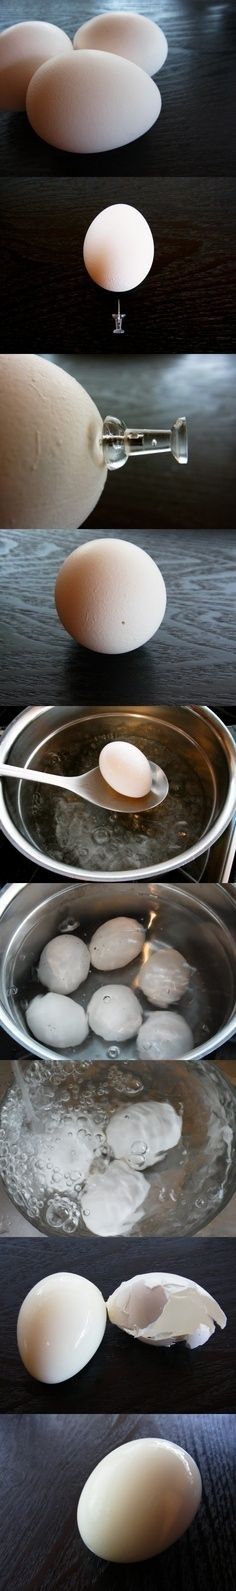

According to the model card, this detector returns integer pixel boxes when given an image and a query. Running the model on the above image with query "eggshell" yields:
[17,1271,107,1383]
[81,1159,148,1235]
[74,13,168,77]
[89,917,145,971]
[26,992,89,1050]
[106,1099,182,1169]
[0,354,106,530]
[83,204,154,293]
[77,1436,202,1561]
[136,1011,193,1060]
[138,946,191,1006]
[87,984,143,1042]
[55,538,167,654]
[26,51,161,153]
[107,1272,227,1350]
[99,742,152,798]
[38,934,90,993]
[0,20,72,110]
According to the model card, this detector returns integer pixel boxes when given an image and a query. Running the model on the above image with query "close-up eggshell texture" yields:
[55,537,167,654]
[77,1436,202,1562]
[0,354,106,530]
[26,50,161,153]
[0,20,72,111]
[73,12,168,76]
[17,1270,107,1383]
[83,203,154,293]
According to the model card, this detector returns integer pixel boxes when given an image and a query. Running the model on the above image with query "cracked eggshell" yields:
[106,1099,182,1169]
[0,20,72,110]
[89,916,145,971]
[26,992,89,1050]
[38,933,90,994]
[138,945,191,1006]
[55,538,167,655]
[107,1271,227,1349]
[0,354,106,530]
[136,1011,193,1060]
[17,1271,107,1383]
[74,13,168,77]
[77,1437,202,1562]
[81,1159,149,1235]
[26,51,161,153]
[83,203,154,293]
[87,984,143,1042]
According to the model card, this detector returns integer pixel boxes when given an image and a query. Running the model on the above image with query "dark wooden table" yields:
[0,0,235,178]
[0,529,235,703]
[0,1236,235,1414]
[1,177,236,354]
[0,1412,235,1590]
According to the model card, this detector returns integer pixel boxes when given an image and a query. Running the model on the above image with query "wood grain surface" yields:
[0,529,235,703]
[0,1236,234,1414]
[0,1412,235,1591]
[0,0,235,178]
[1,177,236,354]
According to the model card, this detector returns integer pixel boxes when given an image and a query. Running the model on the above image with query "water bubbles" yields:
[45,1196,79,1233]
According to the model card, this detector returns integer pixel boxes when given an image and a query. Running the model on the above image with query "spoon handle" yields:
[0,763,70,792]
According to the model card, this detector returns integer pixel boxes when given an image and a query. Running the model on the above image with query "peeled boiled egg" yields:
[89,916,145,971]
[0,20,72,111]
[106,1100,182,1170]
[26,51,161,153]
[107,1272,227,1351]
[138,946,191,1006]
[77,1436,202,1561]
[26,992,88,1050]
[74,13,168,77]
[38,933,90,994]
[87,984,142,1042]
[136,1011,193,1059]
[83,204,154,293]
[55,538,167,655]
[17,1271,107,1383]
[99,741,152,798]
[81,1159,148,1235]
[0,354,106,530]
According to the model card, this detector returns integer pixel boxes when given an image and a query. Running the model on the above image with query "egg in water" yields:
[77,1436,202,1561]
[55,537,167,654]
[99,742,152,798]
[89,916,145,971]
[81,1159,149,1236]
[74,13,168,77]
[26,992,88,1050]
[17,1271,107,1383]
[138,945,191,1006]
[136,1011,193,1059]
[38,933,90,994]
[106,1099,182,1169]
[87,984,143,1042]
[83,203,154,293]
[0,20,72,110]
[26,50,161,153]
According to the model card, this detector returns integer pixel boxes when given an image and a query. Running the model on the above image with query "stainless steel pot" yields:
[0,881,235,1062]
[0,706,235,881]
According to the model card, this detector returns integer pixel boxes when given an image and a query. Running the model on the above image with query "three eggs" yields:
[0,13,168,151]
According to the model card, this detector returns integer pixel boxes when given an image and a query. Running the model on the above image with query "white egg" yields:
[26,992,88,1050]
[26,51,161,153]
[89,917,145,971]
[55,538,166,655]
[107,1272,227,1350]
[106,1100,182,1169]
[77,1436,202,1561]
[138,946,191,1006]
[100,742,152,798]
[0,20,72,110]
[38,933,90,994]
[83,204,154,293]
[87,985,142,1042]
[74,13,168,77]
[81,1160,148,1235]
[136,1011,193,1059]
[17,1271,107,1383]
[0,354,106,530]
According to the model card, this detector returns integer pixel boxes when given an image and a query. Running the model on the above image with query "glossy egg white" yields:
[81,1159,148,1235]
[55,538,167,655]
[89,916,145,971]
[74,13,168,77]
[136,1011,193,1059]
[38,933,90,994]
[0,20,72,110]
[87,984,143,1042]
[106,1099,182,1169]
[26,50,161,153]
[107,1271,227,1350]
[138,945,191,1006]
[83,203,154,293]
[17,1271,107,1383]
[99,741,152,798]
[26,992,88,1050]
[77,1436,202,1561]
[0,354,106,530]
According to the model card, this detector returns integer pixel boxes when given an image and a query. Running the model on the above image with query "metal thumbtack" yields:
[112,299,126,335]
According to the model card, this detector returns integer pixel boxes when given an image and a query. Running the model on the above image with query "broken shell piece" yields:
[107,1272,227,1349]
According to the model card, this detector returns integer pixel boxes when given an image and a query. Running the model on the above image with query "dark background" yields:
[0,529,235,704]
[0,0,235,177]
[1,178,236,354]
[0,1412,235,1590]
[0,1236,234,1414]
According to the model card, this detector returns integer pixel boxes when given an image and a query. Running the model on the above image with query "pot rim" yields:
[0,705,235,882]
